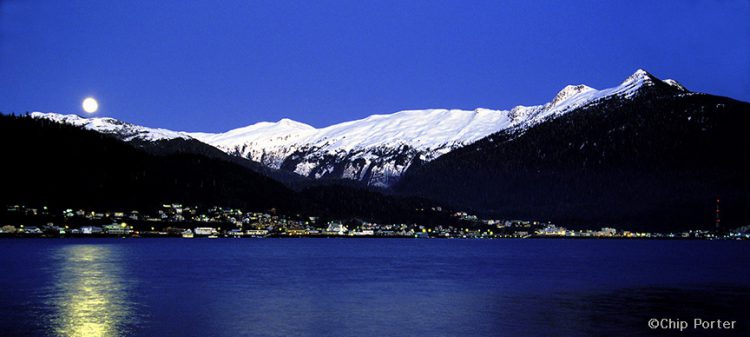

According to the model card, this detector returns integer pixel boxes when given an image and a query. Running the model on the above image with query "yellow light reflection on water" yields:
[51,245,133,337]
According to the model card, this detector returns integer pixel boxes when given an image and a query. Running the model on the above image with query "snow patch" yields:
[30,112,192,141]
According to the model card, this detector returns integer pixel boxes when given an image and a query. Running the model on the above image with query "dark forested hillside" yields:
[0,114,303,212]
[0,114,444,223]
[396,89,750,231]
[130,137,312,189]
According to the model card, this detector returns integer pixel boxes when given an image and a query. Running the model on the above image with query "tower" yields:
[715,197,721,233]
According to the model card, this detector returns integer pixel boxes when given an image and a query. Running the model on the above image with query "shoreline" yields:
[0,234,743,241]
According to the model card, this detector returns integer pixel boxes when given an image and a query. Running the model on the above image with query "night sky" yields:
[1,0,748,132]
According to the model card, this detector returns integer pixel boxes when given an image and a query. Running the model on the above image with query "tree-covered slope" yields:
[0,114,301,212]
[396,87,750,231]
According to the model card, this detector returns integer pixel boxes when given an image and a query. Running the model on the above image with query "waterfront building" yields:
[181,229,194,238]
[325,222,348,235]
[596,228,617,237]
[103,223,131,235]
[23,226,42,234]
[228,229,244,237]
[80,226,103,235]
[286,229,308,236]
[245,229,269,237]
[194,227,218,236]
[538,225,566,236]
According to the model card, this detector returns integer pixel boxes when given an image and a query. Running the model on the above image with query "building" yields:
[245,229,269,237]
[80,226,103,235]
[351,229,375,236]
[286,229,308,236]
[325,222,348,235]
[103,223,131,235]
[194,227,218,236]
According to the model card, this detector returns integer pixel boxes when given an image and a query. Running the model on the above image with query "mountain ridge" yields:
[395,83,750,230]
[14,69,750,229]
[29,69,684,187]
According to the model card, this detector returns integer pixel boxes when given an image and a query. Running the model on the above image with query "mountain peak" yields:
[604,69,667,99]
[275,118,315,130]
[622,69,658,85]
[550,84,596,107]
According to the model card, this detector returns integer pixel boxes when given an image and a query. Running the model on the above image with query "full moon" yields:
[82,97,99,113]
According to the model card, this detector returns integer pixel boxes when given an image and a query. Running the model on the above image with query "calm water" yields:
[0,239,748,336]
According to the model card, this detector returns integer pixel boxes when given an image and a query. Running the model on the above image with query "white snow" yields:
[30,69,676,187]
[186,69,675,186]
[29,112,192,141]
[662,79,688,91]
[187,108,518,172]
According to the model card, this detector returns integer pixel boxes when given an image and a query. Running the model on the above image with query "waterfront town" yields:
[0,204,748,240]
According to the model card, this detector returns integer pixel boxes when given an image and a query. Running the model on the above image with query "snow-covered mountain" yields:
[188,69,688,187]
[30,112,192,142]
[29,69,688,187]
[394,70,746,230]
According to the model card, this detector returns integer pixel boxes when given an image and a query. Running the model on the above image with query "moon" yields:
[82,97,99,113]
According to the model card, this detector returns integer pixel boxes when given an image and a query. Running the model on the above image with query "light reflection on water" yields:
[47,245,136,337]
[1,239,747,336]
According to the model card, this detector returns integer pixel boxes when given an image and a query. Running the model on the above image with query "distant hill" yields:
[396,72,750,231]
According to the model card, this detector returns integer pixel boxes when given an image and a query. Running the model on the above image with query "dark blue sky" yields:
[2,0,749,131]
